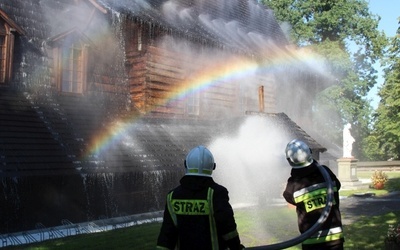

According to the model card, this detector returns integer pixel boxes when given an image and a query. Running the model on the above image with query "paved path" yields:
[340,191,400,225]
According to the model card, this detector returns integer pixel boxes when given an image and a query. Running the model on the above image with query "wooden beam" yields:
[88,0,108,14]
[0,9,25,35]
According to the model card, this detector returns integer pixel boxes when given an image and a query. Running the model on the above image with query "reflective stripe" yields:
[293,183,337,213]
[167,188,219,250]
[207,188,219,250]
[294,183,328,197]
[156,246,170,250]
[187,168,213,175]
[312,226,343,237]
[303,227,344,245]
[222,230,239,241]
[166,192,178,227]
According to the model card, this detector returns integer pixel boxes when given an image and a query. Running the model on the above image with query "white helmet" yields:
[285,139,313,168]
[185,146,216,177]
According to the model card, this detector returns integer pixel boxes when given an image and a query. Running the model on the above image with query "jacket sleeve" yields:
[213,186,244,250]
[283,177,296,205]
[156,201,178,250]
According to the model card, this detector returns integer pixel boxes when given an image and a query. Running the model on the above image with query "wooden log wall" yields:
[127,43,249,117]
[124,23,277,118]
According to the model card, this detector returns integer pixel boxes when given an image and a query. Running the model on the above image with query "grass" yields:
[339,171,400,197]
[3,223,161,250]
[7,209,400,250]
[3,207,302,250]
[4,170,400,250]
[233,207,301,249]
[344,211,400,249]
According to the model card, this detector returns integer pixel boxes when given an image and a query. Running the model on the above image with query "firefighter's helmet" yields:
[185,146,216,177]
[285,139,313,168]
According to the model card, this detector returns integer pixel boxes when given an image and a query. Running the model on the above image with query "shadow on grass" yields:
[340,177,400,249]
[343,211,400,249]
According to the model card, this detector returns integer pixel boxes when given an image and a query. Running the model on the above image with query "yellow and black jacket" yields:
[283,161,344,249]
[156,175,242,250]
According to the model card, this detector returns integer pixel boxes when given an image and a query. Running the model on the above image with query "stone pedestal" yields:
[337,158,368,190]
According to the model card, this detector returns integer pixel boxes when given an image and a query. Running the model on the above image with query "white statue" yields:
[343,123,355,158]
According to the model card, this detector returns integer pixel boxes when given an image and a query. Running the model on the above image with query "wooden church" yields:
[0,0,328,234]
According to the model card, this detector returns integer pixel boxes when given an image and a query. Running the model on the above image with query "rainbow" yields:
[86,49,323,157]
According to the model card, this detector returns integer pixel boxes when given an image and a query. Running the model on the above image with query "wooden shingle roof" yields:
[98,0,288,56]
[0,87,74,176]
[0,9,25,35]
[0,1,49,44]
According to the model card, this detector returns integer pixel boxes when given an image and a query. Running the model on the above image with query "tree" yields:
[262,0,387,159]
[368,19,400,160]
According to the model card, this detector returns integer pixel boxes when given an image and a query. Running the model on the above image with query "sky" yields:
[367,1,399,109]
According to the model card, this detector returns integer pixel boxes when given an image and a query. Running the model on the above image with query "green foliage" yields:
[386,177,400,192]
[361,134,387,160]
[368,20,400,160]
[262,0,388,160]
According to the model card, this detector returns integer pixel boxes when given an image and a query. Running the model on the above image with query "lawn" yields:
[5,209,400,250]
[4,170,400,250]
[344,211,400,249]
[2,207,302,250]
[339,170,400,197]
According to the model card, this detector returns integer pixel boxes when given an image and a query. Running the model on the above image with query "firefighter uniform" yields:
[156,175,242,250]
[283,161,345,250]
[156,146,243,250]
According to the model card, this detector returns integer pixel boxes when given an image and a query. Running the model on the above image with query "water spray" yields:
[247,162,334,250]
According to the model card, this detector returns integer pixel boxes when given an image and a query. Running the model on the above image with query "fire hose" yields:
[246,163,334,250]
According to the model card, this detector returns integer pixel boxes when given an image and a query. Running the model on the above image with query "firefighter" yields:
[156,146,244,250]
[283,139,344,250]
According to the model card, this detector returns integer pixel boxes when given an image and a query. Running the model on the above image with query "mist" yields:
[210,115,292,205]
[2,0,339,238]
